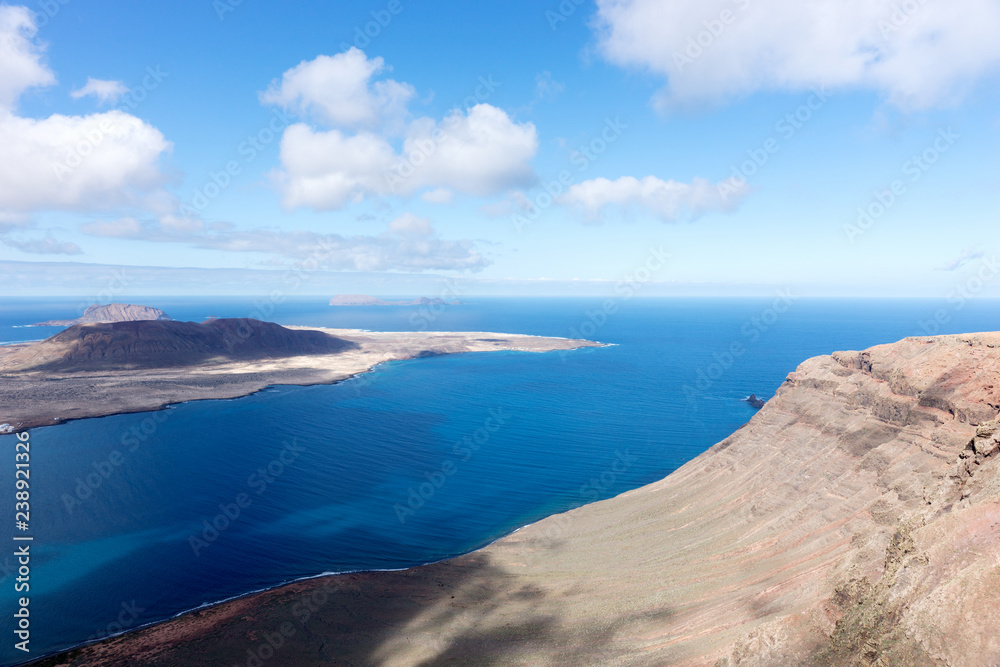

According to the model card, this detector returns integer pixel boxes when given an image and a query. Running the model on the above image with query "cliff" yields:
[31,333,1000,666]
[33,303,172,327]
[1,319,355,371]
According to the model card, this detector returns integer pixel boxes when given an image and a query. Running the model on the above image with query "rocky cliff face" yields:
[35,333,1000,667]
[33,303,172,326]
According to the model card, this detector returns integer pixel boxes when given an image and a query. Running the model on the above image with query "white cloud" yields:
[594,0,1000,109]
[80,213,489,272]
[70,78,128,105]
[0,5,56,112]
[421,188,454,204]
[398,105,537,196]
[259,49,415,129]
[0,9,172,220]
[78,216,144,238]
[262,49,538,211]
[560,175,749,222]
[274,126,396,210]
[273,104,537,210]
[0,110,171,215]
[2,235,82,255]
[480,190,539,218]
[388,212,434,236]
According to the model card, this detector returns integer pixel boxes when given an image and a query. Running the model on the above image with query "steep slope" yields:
[1,318,355,371]
[34,333,1000,666]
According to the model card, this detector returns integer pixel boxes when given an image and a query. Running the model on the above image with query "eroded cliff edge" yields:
[35,333,1000,666]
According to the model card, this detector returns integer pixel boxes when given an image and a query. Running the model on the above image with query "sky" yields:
[2,0,1000,297]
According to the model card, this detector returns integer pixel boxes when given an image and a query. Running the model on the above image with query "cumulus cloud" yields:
[70,78,128,105]
[0,5,56,112]
[560,175,749,222]
[262,49,538,211]
[2,234,82,255]
[259,49,415,130]
[80,213,489,272]
[274,104,537,210]
[0,8,171,220]
[594,0,1000,109]
[398,105,537,195]
[0,110,171,215]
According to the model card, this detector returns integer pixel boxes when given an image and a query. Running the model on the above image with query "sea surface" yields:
[1,296,998,665]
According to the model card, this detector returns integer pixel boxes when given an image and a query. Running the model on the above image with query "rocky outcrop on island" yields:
[33,303,172,327]
[329,294,462,306]
[1,318,355,372]
[38,332,1000,666]
[744,393,767,409]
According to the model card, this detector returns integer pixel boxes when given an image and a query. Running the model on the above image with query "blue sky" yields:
[2,0,1000,296]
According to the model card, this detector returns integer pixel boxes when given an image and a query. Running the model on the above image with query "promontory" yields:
[0,318,600,431]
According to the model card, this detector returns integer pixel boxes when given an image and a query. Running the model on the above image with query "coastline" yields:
[23,517,549,667]
[30,332,1000,666]
[0,327,604,432]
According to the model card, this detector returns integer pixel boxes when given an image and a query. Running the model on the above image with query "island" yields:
[329,294,462,306]
[744,393,767,409]
[32,331,1000,666]
[32,302,172,327]
[0,318,600,431]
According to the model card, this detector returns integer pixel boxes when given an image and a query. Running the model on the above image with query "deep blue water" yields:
[0,297,998,665]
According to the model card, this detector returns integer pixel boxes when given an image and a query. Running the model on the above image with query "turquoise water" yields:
[0,297,998,664]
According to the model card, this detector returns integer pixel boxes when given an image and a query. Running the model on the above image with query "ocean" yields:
[1,296,998,665]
